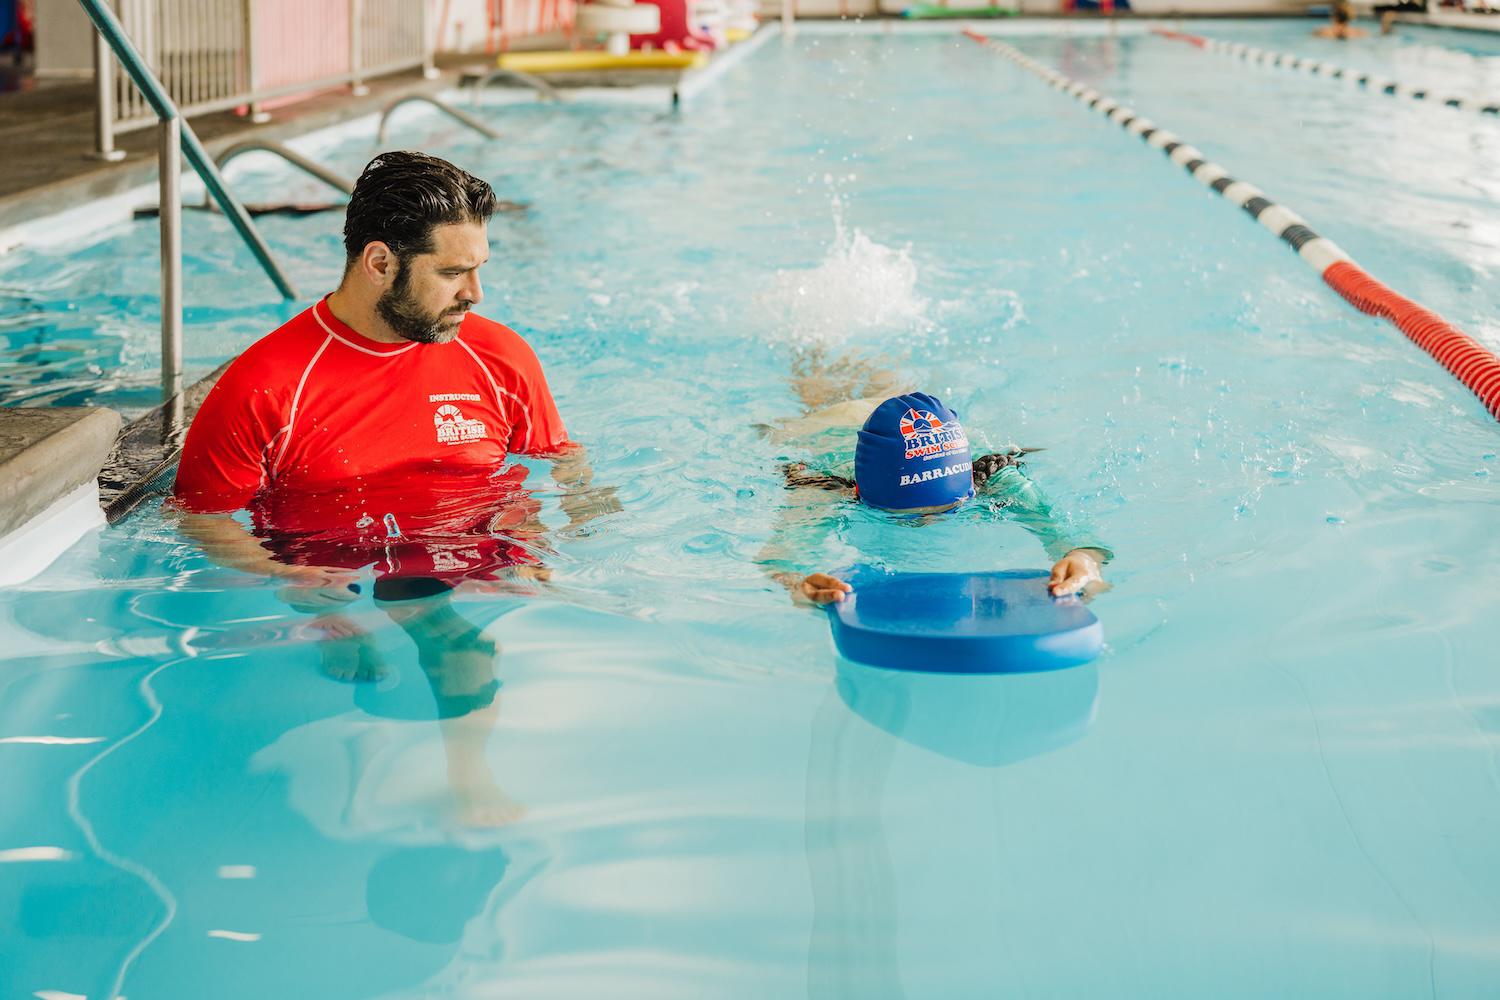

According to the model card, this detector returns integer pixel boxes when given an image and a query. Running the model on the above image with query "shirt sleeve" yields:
[501,337,570,455]
[981,465,1114,563]
[172,362,283,513]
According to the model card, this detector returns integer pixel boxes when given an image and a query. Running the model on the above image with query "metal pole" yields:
[377,95,500,144]
[208,141,356,209]
[244,0,269,123]
[781,0,793,34]
[349,0,368,96]
[159,116,184,402]
[92,31,126,161]
[421,0,439,79]
[76,0,298,300]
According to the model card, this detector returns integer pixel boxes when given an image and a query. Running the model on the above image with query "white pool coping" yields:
[0,481,106,588]
[789,17,1153,35]
[1398,9,1500,34]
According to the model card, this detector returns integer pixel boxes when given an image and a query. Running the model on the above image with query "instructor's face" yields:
[378,222,489,345]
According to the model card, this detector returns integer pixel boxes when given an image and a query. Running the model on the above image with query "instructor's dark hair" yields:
[342,150,497,267]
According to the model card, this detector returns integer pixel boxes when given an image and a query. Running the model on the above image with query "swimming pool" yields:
[3,19,1500,997]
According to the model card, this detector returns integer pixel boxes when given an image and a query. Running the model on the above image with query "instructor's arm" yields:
[171,365,353,587]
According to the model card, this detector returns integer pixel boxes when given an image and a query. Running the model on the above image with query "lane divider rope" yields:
[1152,27,1500,116]
[960,28,1500,422]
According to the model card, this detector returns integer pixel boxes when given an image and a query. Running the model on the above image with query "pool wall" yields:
[0,408,119,586]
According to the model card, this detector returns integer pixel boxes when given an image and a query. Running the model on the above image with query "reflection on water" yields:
[0,565,534,999]
[258,589,523,830]
[835,657,1099,768]
[806,659,1100,997]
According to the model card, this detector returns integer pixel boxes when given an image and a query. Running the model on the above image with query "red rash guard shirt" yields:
[173,299,569,576]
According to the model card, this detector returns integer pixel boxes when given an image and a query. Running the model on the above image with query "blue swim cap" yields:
[854,393,975,511]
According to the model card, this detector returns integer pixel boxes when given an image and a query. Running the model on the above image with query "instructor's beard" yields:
[376,263,469,345]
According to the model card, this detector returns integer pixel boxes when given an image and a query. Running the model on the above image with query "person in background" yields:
[1373,0,1427,35]
[1315,0,1369,38]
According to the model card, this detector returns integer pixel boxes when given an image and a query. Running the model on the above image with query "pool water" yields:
[3,20,1500,998]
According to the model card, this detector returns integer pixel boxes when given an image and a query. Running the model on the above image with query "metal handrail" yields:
[95,0,433,155]
[207,141,356,210]
[77,0,297,401]
[376,95,501,144]
[470,68,563,103]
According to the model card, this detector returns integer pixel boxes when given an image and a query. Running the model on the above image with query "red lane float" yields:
[1150,27,1207,47]
[1324,262,1500,419]
[962,27,1500,424]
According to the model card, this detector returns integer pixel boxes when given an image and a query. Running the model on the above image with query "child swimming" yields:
[761,382,1111,606]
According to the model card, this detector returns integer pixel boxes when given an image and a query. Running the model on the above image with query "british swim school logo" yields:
[898,407,968,461]
[899,461,972,488]
[433,402,487,445]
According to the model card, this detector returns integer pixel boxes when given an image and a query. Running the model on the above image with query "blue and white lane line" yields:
[1153,27,1500,116]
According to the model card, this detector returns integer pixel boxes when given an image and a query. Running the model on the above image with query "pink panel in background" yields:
[250,0,352,109]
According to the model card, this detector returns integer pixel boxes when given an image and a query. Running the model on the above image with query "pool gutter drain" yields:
[961,28,1500,423]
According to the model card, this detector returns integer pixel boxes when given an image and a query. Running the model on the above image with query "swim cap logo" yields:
[899,461,972,488]
[898,407,968,462]
[433,403,487,445]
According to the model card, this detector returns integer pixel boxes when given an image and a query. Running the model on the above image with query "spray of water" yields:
[760,191,930,344]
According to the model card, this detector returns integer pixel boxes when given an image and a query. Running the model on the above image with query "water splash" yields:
[760,192,929,344]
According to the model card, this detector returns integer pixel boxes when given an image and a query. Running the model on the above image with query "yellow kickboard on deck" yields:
[497,50,708,73]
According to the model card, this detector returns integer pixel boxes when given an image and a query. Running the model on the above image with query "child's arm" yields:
[758,466,855,604]
[977,460,1113,596]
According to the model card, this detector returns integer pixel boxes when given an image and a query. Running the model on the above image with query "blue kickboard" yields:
[825,568,1103,674]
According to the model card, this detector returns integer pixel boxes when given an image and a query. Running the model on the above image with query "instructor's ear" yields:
[360,241,397,287]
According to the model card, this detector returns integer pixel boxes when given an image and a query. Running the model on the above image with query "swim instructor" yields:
[173,151,608,593]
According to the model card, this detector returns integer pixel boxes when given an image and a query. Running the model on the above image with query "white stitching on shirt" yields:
[270,333,334,477]
[454,336,534,447]
[312,300,419,357]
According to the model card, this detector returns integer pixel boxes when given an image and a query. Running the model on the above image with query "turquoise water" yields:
[3,21,1500,997]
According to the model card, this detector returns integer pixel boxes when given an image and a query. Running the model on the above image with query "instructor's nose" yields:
[463,271,484,306]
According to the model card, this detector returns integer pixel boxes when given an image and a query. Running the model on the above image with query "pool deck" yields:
[0,406,120,539]
[0,61,466,238]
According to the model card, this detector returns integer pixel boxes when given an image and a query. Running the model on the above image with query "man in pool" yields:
[172,152,615,824]
[174,149,612,596]
[761,379,1110,606]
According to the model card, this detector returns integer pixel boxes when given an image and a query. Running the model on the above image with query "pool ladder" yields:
[377,95,504,144]
[78,0,505,405]
[77,0,297,402]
